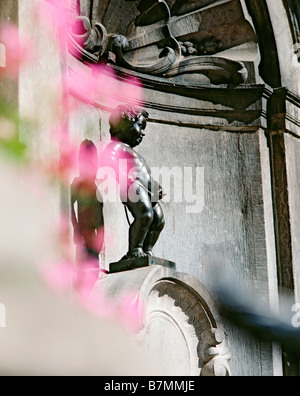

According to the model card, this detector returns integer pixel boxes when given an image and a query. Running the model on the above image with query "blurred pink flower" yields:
[93,65,144,108]
[40,260,74,293]
[55,213,74,259]
[76,279,145,334]
[120,76,144,107]
[40,257,145,334]
[119,292,145,333]
[98,138,140,201]
[37,0,74,52]
[74,261,100,295]
[63,64,97,107]
[0,23,35,79]
[33,1,145,112]
[76,279,115,319]
[44,125,79,184]
[92,64,119,108]
[65,63,144,110]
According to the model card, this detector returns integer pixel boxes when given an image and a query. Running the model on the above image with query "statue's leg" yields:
[143,202,165,256]
[124,187,154,258]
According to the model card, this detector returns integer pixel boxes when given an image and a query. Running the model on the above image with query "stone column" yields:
[267,87,300,376]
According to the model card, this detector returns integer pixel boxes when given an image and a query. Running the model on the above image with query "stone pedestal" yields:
[109,256,176,274]
[96,265,231,376]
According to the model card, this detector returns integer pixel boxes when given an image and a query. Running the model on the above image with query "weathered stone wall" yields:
[2,0,299,376]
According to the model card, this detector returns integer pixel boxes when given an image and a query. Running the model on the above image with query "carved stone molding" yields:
[268,87,300,136]
[96,265,231,376]
[69,0,259,84]
[70,16,108,62]
[111,33,179,76]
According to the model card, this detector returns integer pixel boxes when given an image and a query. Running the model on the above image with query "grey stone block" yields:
[109,256,176,274]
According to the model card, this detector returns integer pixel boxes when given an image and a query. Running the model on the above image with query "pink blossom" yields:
[63,64,98,107]
[65,63,117,108]
[119,76,144,107]
[37,0,74,52]
[92,64,119,108]
[0,23,35,79]
[34,2,145,111]
[39,260,74,293]
[75,277,145,334]
[92,65,144,108]
[74,261,100,295]
[45,125,79,184]
[65,63,144,110]
[39,258,145,334]
[56,213,74,259]
[119,292,145,333]
[76,279,115,320]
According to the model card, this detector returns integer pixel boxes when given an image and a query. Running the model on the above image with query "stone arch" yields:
[244,0,281,88]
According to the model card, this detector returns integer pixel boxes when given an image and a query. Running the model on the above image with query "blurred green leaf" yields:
[0,95,28,162]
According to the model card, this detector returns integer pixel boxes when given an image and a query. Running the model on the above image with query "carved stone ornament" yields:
[69,0,259,84]
[95,265,231,376]
[284,0,300,61]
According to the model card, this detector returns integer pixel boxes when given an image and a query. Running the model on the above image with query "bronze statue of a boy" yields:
[101,104,165,260]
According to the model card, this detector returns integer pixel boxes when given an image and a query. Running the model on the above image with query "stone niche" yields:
[95,265,231,376]
[67,0,300,376]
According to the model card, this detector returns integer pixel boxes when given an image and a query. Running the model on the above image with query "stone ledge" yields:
[94,265,231,376]
[109,256,176,274]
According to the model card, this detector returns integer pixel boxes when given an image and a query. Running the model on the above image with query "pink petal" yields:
[119,292,145,333]
[39,261,74,293]
[0,23,35,79]
[120,76,144,107]
[44,125,79,183]
[37,0,75,50]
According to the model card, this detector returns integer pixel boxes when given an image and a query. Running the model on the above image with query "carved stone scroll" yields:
[111,34,178,75]
[68,0,259,84]
[111,1,181,76]
[69,16,108,62]
[141,275,231,376]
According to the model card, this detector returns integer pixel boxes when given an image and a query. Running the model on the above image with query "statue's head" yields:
[109,104,149,147]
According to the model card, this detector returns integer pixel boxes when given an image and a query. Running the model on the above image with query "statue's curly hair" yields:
[109,104,149,137]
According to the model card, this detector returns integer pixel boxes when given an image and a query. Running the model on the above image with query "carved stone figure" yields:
[100,105,165,261]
